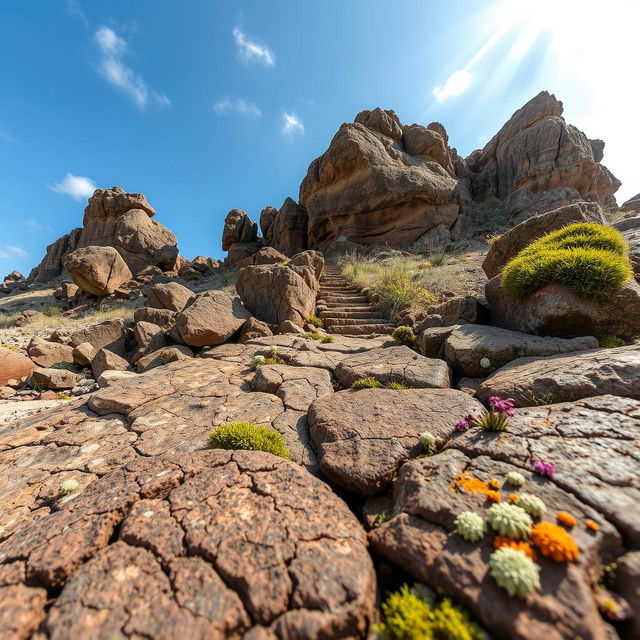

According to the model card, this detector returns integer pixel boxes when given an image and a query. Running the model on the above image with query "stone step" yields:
[320,310,386,319]
[329,324,395,335]
[318,306,378,315]
[325,317,389,327]
[319,295,369,304]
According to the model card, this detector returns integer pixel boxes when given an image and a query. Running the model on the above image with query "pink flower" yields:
[534,460,556,477]
[455,420,469,431]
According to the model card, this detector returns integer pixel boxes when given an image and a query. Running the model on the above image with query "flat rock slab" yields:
[476,344,640,406]
[0,451,376,639]
[369,448,621,640]
[253,364,333,411]
[309,388,482,495]
[444,324,598,377]
[447,395,640,544]
[335,345,451,389]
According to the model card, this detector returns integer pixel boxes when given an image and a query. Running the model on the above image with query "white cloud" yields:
[233,27,275,66]
[213,98,262,117]
[281,112,304,137]
[50,173,97,201]
[0,245,27,260]
[65,0,90,28]
[433,70,473,103]
[94,26,170,108]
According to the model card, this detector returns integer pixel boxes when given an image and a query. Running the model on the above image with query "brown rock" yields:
[419,325,460,358]
[620,192,640,214]
[444,324,598,377]
[175,291,250,347]
[226,241,260,267]
[28,367,82,391]
[134,321,167,352]
[147,282,195,312]
[0,451,376,638]
[309,388,483,495]
[63,246,132,296]
[241,246,288,267]
[70,319,127,356]
[222,209,258,251]
[134,306,176,328]
[476,344,640,406]
[259,206,278,244]
[616,552,640,638]
[622,226,640,276]
[239,317,273,342]
[136,345,193,373]
[91,348,132,379]
[0,352,36,386]
[26,337,75,368]
[486,276,640,340]
[269,198,308,257]
[482,201,606,278]
[28,228,82,283]
[72,342,97,367]
[335,345,451,388]
[277,320,305,334]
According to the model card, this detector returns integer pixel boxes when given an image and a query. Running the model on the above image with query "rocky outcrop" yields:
[259,205,278,244]
[486,276,640,339]
[62,246,133,296]
[70,319,127,356]
[236,250,324,325]
[620,192,640,213]
[222,208,259,266]
[467,91,620,222]
[146,282,195,312]
[476,344,640,406]
[28,228,81,283]
[299,107,470,251]
[482,202,605,278]
[0,450,376,639]
[241,246,288,266]
[269,197,309,256]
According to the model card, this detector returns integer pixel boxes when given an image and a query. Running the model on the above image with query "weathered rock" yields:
[0,450,376,639]
[422,295,484,327]
[28,228,82,283]
[70,319,127,356]
[241,246,288,267]
[236,251,324,326]
[277,320,305,335]
[28,367,82,391]
[309,388,483,495]
[96,369,138,388]
[26,337,75,368]
[419,325,460,358]
[486,276,640,339]
[616,552,640,638]
[72,342,97,367]
[112,208,179,274]
[269,197,308,257]
[62,246,132,296]
[259,206,278,244]
[467,91,620,221]
[82,186,155,230]
[444,324,599,377]
[369,443,624,640]
[174,291,250,347]
[136,345,193,373]
[91,348,132,379]
[239,317,273,343]
[134,321,167,352]
[335,345,451,388]
[0,352,36,386]
[482,201,605,278]
[222,209,258,250]
[476,344,640,406]
[134,306,176,328]
[300,108,468,251]
[620,192,640,214]
[622,227,640,276]
[226,241,260,267]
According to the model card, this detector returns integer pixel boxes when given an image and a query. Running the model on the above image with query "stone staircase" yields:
[316,265,395,335]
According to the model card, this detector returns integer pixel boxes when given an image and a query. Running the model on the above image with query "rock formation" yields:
[620,192,640,214]
[268,197,308,256]
[62,246,133,296]
[222,208,260,266]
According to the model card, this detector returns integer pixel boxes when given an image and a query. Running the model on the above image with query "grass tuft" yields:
[351,377,382,389]
[207,421,290,459]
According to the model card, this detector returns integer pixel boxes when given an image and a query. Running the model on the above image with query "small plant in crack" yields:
[207,421,290,459]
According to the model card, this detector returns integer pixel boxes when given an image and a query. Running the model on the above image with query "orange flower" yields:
[508,493,519,503]
[493,535,538,561]
[487,491,501,503]
[531,522,579,562]
[489,478,501,490]
[557,511,576,528]
[586,520,600,532]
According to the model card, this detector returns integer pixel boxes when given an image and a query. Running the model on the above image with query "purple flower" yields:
[464,413,476,422]
[489,396,516,415]
[455,420,469,431]
[534,460,556,477]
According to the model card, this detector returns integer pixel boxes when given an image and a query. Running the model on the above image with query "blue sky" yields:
[1,0,638,275]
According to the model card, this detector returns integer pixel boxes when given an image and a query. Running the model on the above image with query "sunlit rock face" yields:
[466,91,620,223]
[299,108,471,251]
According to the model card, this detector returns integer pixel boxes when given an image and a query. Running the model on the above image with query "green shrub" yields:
[303,331,324,340]
[502,223,633,300]
[50,361,81,373]
[599,335,626,348]
[377,584,482,640]
[386,381,409,390]
[351,377,382,389]
[306,315,324,328]
[207,421,290,459]
[391,326,418,348]
[321,334,334,343]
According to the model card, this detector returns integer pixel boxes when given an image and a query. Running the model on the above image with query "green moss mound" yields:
[502,223,633,300]
[207,421,290,459]
[377,584,482,640]
[351,377,382,389]
[392,326,418,348]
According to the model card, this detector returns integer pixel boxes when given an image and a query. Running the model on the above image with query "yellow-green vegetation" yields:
[303,330,332,341]
[377,584,482,640]
[251,355,283,369]
[599,335,627,348]
[391,326,418,348]
[502,223,633,300]
[50,361,81,373]
[351,377,383,389]
[305,315,324,328]
[320,334,334,343]
[57,392,72,400]
[386,381,409,390]
[207,421,290,459]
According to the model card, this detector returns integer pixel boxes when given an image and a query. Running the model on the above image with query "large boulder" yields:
[620,192,640,214]
[146,282,195,312]
[269,197,309,257]
[486,275,640,339]
[174,291,251,346]
[299,108,469,251]
[259,205,278,244]
[70,319,127,356]
[27,367,82,390]
[482,201,605,278]
[91,348,132,379]
[444,324,598,377]
[112,209,178,274]
[62,246,132,296]
[221,209,258,250]
[467,91,620,222]
[28,228,81,283]
[475,344,640,406]
[0,351,36,386]
[241,246,288,267]
[236,250,324,325]
[0,451,376,639]
[26,337,75,368]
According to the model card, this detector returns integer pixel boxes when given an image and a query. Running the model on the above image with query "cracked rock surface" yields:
[0,450,376,639]
[309,388,482,495]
